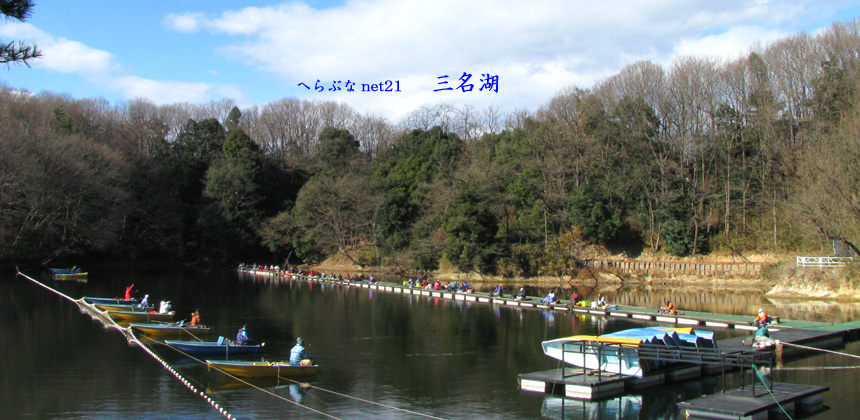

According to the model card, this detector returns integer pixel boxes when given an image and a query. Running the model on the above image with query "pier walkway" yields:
[238,269,860,337]
[242,269,858,418]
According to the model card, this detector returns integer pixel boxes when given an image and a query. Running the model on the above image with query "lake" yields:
[2,267,858,419]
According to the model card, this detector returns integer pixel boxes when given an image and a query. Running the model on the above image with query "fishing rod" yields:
[312,356,374,364]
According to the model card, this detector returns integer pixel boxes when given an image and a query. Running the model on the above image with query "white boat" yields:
[541,327,719,377]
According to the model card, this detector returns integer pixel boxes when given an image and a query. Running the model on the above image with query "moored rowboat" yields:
[165,337,261,354]
[541,327,719,377]
[106,310,174,323]
[54,272,88,279]
[130,322,211,336]
[206,360,318,378]
[83,297,139,306]
[95,303,155,312]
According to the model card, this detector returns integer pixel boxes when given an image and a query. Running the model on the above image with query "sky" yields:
[2,0,860,122]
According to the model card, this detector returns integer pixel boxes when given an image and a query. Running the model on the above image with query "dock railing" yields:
[796,256,853,268]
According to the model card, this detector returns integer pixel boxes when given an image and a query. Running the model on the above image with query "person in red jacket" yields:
[124,284,136,300]
[755,308,771,327]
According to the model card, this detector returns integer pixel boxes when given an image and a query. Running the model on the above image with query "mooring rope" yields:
[140,335,340,420]
[288,379,448,419]
[778,341,860,360]
[775,365,860,371]
[148,333,445,419]
[16,269,77,303]
[19,269,442,419]
[17,270,236,419]
[751,364,794,420]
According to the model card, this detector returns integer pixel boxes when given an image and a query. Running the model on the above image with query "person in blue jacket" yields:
[290,337,312,366]
[236,325,256,345]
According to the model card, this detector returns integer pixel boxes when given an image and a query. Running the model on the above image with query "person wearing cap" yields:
[159,300,172,314]
[190,309,201,326]
[236,325,255,345]
[138,294,150,308]
[755,308,770,327]
[290,337,313,366]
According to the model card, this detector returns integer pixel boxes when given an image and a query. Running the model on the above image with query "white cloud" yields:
[40,37,118,74]
[108,76,217,104]
[163,12,205,33]
[673,26,787,61]
[183,0,824,119]
[4,20,242,105]
[1,21,118,74]
[10,0,856,123]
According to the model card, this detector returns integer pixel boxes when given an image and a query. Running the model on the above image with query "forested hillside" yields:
[3,21,860,275]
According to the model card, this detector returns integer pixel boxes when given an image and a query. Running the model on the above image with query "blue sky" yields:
[2,0,859,122]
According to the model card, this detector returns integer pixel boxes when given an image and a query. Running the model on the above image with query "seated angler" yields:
[236,325,256,346]
[754,308,772,327]
[516,287,528,300]
[659,300,676,315]
[290,337,313,366]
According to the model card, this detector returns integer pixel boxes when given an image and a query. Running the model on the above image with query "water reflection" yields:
[240,270,860,324]
[541,376,722,420]
[7,268,857,419]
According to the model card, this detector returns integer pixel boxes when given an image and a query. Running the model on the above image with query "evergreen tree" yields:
[1,0,42,66]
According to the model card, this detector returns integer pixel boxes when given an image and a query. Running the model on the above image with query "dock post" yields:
[775,340,784,363]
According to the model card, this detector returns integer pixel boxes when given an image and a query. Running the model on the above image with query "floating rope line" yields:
[778,342,860,360]
[283,377,447,420]
[16,268,77,303]
[138,335,339,419]
[17,270,237,419]
[752,364,794,420]
[775,366,860,371]
[156,331,444,420]
[23,269,448,419]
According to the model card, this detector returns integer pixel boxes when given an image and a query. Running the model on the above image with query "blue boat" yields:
[165,336,262,355]
[129,322,211,336]
[541,327,719,377]
[50,267,88,279]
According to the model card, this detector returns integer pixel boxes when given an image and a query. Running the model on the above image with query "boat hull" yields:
[95,303,155,312]
[83,297,139,305]
[130,323,211,336]
[165,338,261,355]
[206,360,318,378]
[54,272,88,279]
[542,327,719,377]
[107,310,174,323]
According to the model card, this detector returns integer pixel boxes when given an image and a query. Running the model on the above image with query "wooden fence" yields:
[583,259,768,276]
[795,256,853,268]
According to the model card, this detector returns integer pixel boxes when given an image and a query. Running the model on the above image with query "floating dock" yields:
[680,382,828,420]
[238,268,860,335]
[517,326,844,400]
[242,269,856,418]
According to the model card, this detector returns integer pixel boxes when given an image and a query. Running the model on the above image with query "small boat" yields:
[94,303,155,312]
[130,322,211,336]
[541,327,719,377]
[54,272,88,279]
[106,309,175,323]
[206,360,318,378]
[165,336,262,355]
[83,297,139,306]
[50,267,88,279]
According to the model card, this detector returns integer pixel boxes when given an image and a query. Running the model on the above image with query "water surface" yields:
[2,267,857,419]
